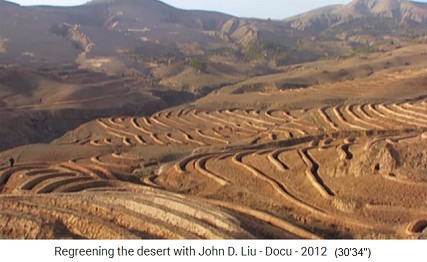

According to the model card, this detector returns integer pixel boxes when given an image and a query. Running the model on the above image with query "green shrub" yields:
[207,47,240,57]
[245,40,288,61]
[189,57,206,71]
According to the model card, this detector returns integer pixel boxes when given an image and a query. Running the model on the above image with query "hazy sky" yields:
[6,0,427,19]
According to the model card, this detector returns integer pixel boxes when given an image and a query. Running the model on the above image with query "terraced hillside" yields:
[62,99,427,148]
[2,43,427,239]
[161,128,427,238]
[0,161,318,239]
[2,93,427,239]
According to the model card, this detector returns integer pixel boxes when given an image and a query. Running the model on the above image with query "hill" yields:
[0,0,427,239]
[1,0,425,70]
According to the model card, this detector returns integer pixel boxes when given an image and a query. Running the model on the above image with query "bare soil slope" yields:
[2,55,427,238]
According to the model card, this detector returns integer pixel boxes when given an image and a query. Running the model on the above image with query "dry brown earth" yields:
[1,44,427,239]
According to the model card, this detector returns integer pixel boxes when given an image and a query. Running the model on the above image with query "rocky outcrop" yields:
[51,23,94,63]
[104,10,123,30]
[219,18,259,48]
[52,23,93,54]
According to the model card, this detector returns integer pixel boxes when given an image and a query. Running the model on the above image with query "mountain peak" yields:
[89,0,137,4]
[286,0,427,31]
[346,0,403,15]
[345,0,427,22]
[87,0,164,6]
[350,0,401,4]
[348,0,402,9]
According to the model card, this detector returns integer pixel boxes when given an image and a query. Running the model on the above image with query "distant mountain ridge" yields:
[286,0,427,31]
[0,0,426,71]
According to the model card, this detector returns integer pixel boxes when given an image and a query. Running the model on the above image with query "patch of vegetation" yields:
[245,40,288,61]
[405,33,427,43]
[189,57,207,71]
[275,52,291,66]
[207,47,240,57]
[338,43,381,59]
[132,167,155,179]
[354,45,379,53]
[320,53,335,60]
[119,42,183,65]
[275,48,320,67]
